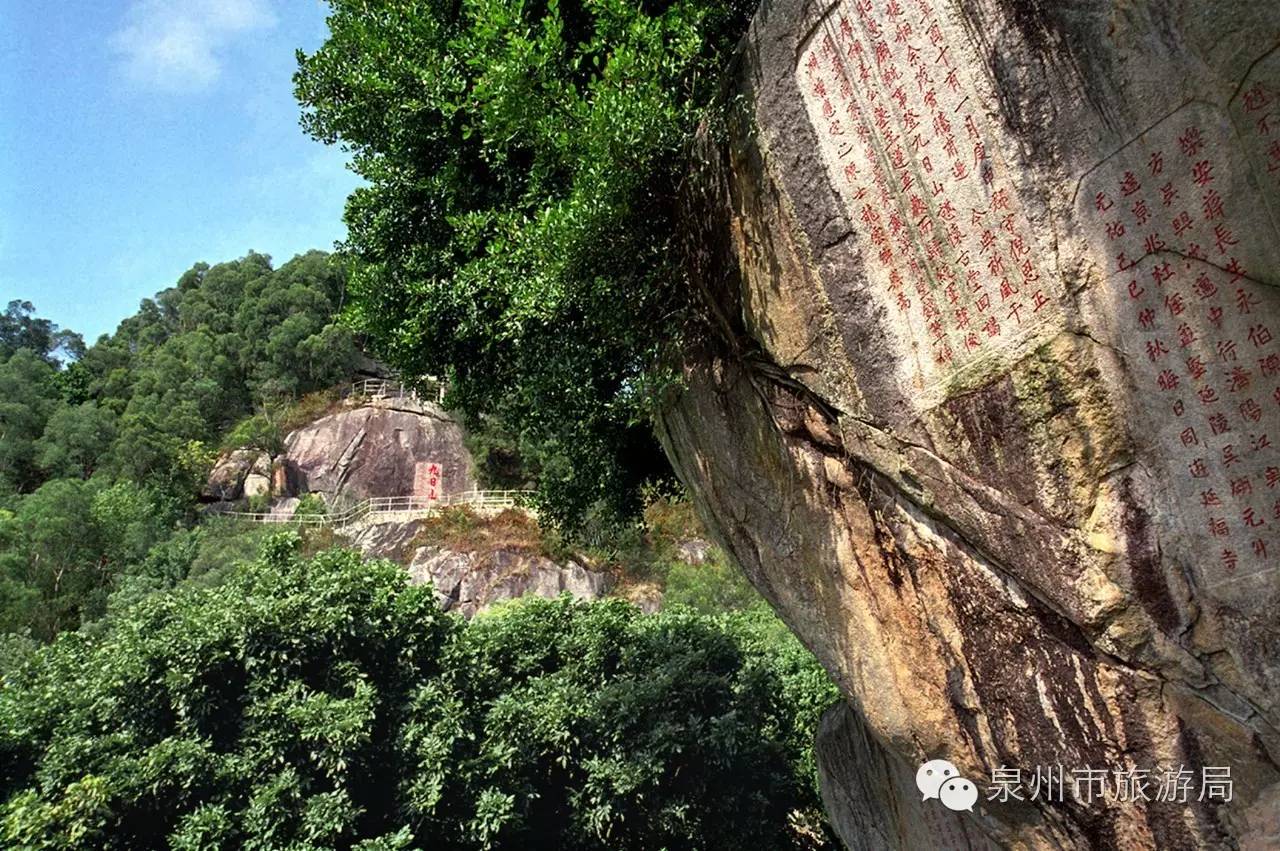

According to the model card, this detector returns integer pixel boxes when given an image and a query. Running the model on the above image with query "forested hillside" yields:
[0,537,836,849]
[0,251,357,638]
[1,246,840,848]
[0,1,850,847]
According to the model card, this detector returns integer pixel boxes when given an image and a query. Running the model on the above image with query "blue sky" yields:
[0,0,361,342]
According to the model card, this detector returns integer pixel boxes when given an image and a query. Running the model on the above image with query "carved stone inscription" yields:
[1230,49,1280,236]
[797,0,1060,397]
[1079,102,1280,595]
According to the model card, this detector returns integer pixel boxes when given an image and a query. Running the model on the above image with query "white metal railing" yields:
[216,489,534,527]
[348,376,447,405]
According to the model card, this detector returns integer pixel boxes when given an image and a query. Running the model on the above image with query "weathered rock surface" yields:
[201,449,268,502]
[674,538,715,565]
[348,518,614,617]
[617,582,664,615]
[281,399,474,505]
[267,497,300,520]
[816,702,1000,851]
[659,2,1280,848]
[345,518,426,563]
[407,546,612,618]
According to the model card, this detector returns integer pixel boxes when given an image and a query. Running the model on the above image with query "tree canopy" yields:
[0,252,358,639]
[0,300,83,366]
[0,536,838,850]
[295,0,754,527]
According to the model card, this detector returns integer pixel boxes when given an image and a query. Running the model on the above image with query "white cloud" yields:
[110,0,277,92]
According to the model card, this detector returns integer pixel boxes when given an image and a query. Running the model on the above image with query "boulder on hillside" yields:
[345,516,614,617]
[202,449,270,502]
[343,518,429,563]
[280,402,474,506]
[407,545,613,618]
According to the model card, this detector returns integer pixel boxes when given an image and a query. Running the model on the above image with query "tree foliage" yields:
[0,252,358,639]
[0,301,83,366]
[34,402,117,481]
[0,536,837,849]
[0,351,61,493]
[295,0,755,527]
[0,478,177,640]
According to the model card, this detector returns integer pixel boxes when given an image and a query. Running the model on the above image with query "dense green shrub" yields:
[0,535,837,849]
[663,553,761,613]
[293,493,330,519]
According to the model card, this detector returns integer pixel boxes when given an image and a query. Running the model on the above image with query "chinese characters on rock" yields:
[1087,114,1279,583]
[1235,73,1280,195]
[799,0,1054,385]
[415,461,443,501]
[800,4,1278,589]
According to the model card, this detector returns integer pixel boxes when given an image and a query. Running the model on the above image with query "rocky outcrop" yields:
[281,398,474,505]
[674,538,714,565]
[347,518,613,617]
[407,546,612,618]
[202,449,269,502]
[659,2,1280,848]
[345,518,427,563]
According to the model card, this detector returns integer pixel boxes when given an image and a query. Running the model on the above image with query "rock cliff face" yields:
[202,449,266,502]
[281,397,474,505]
[659,1,1280,848]
[406,546,612,618]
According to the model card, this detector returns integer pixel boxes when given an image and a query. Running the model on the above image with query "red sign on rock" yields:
[414,461,443,501]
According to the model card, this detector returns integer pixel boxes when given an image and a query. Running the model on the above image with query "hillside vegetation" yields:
[295,0,757,528]
[0,252,356,638]
[0,537,837,849]
[2,256,840,846]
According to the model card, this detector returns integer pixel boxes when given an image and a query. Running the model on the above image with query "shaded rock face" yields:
[202,449,268,502]
[816,702,1000,851]
[281,400,474,505]
[659,1,1280,848]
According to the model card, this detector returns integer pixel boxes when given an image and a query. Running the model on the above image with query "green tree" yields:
[231,251,354,401]
[89,481,175,570]
[0,478,180,640]
[0,511,37,635]
[223,411,285,463]
[0,536,838,849]
[0,252,361,637]
[295,0,755,527]
[0,301,83,365]
[5,479,103,638]
[106,402,208,494]
[35,402,117,480]
[0,350,61,494]
[70,251,353,461]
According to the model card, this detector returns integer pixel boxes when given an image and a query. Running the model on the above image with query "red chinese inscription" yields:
[1087,112,1280,584]
[800,0,1054,382]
